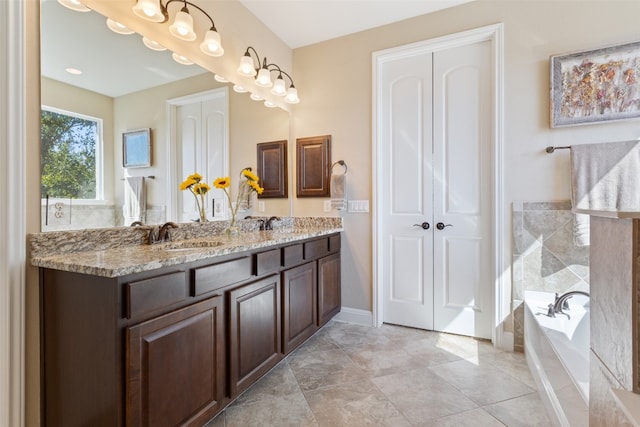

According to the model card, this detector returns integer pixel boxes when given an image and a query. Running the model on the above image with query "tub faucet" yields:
[548,291,590,318]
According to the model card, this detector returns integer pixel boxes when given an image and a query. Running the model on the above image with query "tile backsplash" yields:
[512,201,590,351]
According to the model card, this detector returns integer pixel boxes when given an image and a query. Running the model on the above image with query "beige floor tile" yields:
[225,392,318,427]
[305,379,411,427]
[418,407,506,427]
[430,359,534,406]
[484,392,552,426]
[231,361,301,407]
[372,366,478,423]
[288,348,369,391]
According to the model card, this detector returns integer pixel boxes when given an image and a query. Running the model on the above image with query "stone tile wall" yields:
[511,201,590,352]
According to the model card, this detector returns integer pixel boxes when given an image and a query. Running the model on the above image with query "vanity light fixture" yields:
[250,93,263,101]
[233,84,248,93]
[106,18,134,35]
[132,0,224,57]
[57,0,90,12]
[237,46,300,104]
[214,74,228,83]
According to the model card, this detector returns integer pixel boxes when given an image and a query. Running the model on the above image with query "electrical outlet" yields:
[259,201,265,212]
[323,200,332,212]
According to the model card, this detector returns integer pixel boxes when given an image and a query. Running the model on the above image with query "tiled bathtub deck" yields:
[205,321,550,427]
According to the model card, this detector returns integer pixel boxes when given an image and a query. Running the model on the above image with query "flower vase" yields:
[226,217,240,237]
[198,209,207,223]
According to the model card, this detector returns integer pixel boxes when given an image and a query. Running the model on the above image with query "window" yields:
[41,107,103,200]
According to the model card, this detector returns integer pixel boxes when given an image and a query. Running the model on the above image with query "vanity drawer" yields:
[126,271,188,319]
[304,238,329,260]
[255,248,281,276]
[283,243,303,267]
[193,256,252,296]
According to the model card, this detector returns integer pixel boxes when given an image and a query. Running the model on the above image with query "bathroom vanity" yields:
[32,222,341,426]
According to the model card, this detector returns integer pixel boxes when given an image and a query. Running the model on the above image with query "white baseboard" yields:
[333,307,373,326]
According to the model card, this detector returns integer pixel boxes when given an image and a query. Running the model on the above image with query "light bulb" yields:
[172,52,193,65]
[132,0,164,22]
[106,18,134,35]
[142,37,166,51]
[57,0,90,12]
[255,68,273,87]
[271,77,287,96]
[169,9,196,41]
[285,87,300,104]
[200,30,224,57]
[237,55,256,77]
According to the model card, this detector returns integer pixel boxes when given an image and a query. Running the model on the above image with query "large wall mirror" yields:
[40,0,291,231]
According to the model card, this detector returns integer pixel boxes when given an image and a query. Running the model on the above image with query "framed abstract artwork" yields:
[550,41,640,127]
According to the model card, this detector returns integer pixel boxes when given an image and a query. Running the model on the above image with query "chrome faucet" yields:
[547,291,590,318]
[149,222,178,244]
[265,216,280,231]
[244,216,265,230]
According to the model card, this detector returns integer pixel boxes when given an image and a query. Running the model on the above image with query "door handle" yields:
[413,222,430,230]
[436,222,452,230]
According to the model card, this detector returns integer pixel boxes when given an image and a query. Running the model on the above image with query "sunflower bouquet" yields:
[214,168,264,231]
[179,173,210,222]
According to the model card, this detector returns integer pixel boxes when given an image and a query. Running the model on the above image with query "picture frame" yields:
[550,41,640,127]
[123,128,152,168]
[256,140,288,198]
[296,135,331,197]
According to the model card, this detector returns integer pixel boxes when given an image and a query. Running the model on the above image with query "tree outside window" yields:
[41,108,102,200]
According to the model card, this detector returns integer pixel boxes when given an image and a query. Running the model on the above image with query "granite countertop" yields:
[30,217,343,278]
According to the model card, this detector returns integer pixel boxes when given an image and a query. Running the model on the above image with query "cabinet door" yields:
[282,261,317,354]
[127,296,225,427]
[229,274,282,396]
[318,252,341,326]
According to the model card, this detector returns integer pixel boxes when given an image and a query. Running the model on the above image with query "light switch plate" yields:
[348,200,370,213]
[323,200,332,212]
[258,201,265,212]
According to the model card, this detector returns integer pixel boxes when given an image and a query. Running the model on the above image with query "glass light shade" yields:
[142,37,166,51]
[169,10,196,41]
[106,18,134,35]
[271,77,287,96]
[263,100,277,108]
[233,84,248,93]
[285,87,300,104]
[200,30,224,57]
[250,93,263,101]
[214,74,228,83]
[237,55,257,77]
[57,0,90,12]
[172,52,193,65]
[132,0,164,22]
[255,68,273,87]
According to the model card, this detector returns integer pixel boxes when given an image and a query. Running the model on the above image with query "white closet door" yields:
[432,40,492,339]
[380,39,492,339]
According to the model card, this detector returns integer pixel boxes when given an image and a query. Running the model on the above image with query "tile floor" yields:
[204,321,551,427]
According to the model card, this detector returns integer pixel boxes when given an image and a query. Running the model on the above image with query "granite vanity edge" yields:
[31,222,343,278]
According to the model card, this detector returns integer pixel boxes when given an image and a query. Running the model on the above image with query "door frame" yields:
[372,24,508,348]
[166,87,229,222]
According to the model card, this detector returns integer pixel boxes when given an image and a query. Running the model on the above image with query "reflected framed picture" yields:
[551,41,640,127]
[123,128,151,168]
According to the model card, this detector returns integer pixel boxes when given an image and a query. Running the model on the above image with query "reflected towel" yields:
[123,176,146,225]
[330,173,347,211]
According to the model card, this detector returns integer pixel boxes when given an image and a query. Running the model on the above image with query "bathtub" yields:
[524,290,590,427]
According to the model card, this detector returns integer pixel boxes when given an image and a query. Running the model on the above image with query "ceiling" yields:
[41,0,472,98]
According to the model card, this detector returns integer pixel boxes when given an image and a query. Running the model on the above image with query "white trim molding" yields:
[371,23,508,349]
[0,0,27,425]
[333,307,374,326]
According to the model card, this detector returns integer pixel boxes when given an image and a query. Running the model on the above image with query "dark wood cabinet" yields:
[228,274,282,396]
[282,261,318,354]
[318,252,341,326]
[126,296,225,427]
[40,233,340,426]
